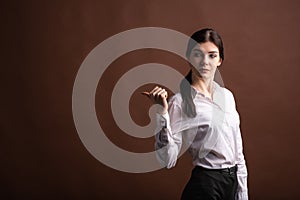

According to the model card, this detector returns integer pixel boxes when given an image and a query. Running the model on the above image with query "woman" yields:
[143,28,248,200]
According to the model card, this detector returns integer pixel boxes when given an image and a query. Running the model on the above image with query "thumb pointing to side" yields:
[141,86,168,114]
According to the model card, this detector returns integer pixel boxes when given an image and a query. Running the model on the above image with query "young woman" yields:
[143,28,248,200]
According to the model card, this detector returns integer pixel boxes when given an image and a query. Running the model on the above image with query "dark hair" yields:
[180,28,224,118]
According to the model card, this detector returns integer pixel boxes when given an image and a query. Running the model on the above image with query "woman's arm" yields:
[229,91,248,200]
[235,125,248,200]
[142,86,183,169]
[154,100,183,168]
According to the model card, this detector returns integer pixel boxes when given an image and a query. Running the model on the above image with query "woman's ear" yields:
[217,58,222,67]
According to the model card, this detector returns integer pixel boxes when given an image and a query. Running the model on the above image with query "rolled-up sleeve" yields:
[235,124,248,200]
[230,91,248,200]
[155,99,183,169]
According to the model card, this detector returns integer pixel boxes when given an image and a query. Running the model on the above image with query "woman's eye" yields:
[193,53,202,57]
[209,54,217,58]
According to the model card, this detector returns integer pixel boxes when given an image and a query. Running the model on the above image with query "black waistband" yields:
[195,165,237,174]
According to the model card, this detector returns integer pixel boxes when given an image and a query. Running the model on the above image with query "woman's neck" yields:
[191,74,214,98]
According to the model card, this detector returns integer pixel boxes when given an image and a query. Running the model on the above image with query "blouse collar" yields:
[190,81,220,99]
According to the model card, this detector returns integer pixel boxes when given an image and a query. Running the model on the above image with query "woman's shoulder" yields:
[215,82,235,98]
[223,87,234,98]
[168,92,183,106]
[224,88,237,102]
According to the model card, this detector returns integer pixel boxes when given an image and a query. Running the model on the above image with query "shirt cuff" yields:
[156,112,170,130]
[236,191,248,200]
[155,112,171,144]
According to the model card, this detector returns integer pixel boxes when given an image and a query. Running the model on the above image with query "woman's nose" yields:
[200,55,209,66]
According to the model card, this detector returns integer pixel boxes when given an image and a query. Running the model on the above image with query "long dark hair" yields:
[180,28,224,118]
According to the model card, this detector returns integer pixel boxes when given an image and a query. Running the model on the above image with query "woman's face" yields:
[188,41,222,80]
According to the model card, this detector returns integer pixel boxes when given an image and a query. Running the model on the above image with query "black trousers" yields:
[181,165,238,200]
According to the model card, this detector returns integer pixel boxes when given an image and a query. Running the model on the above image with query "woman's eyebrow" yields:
[192,49,219,53]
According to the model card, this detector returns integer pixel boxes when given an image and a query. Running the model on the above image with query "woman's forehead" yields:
[192,42,219,52]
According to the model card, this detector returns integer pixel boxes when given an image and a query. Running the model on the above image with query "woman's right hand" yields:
[142,86,168,114]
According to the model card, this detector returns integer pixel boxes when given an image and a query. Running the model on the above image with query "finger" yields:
[149,86,159,94]
[153,90,161,99]
[161,91,168,99]
[157,89,166,97]
[152,88,163,97]
[141,92,150,97]
[150,88,161,96]
[162,91,168,98]
[164,91,168,98]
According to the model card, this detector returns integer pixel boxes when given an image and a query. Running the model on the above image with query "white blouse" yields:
[155,82,248,200]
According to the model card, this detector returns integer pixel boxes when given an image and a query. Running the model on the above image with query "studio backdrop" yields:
[2,0,300,199]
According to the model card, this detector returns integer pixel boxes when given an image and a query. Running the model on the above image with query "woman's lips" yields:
[199,69,209,73]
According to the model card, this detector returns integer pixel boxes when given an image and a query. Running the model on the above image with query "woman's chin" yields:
[197,71,210,78]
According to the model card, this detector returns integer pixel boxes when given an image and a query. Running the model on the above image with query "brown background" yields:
[2,0,300,199]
